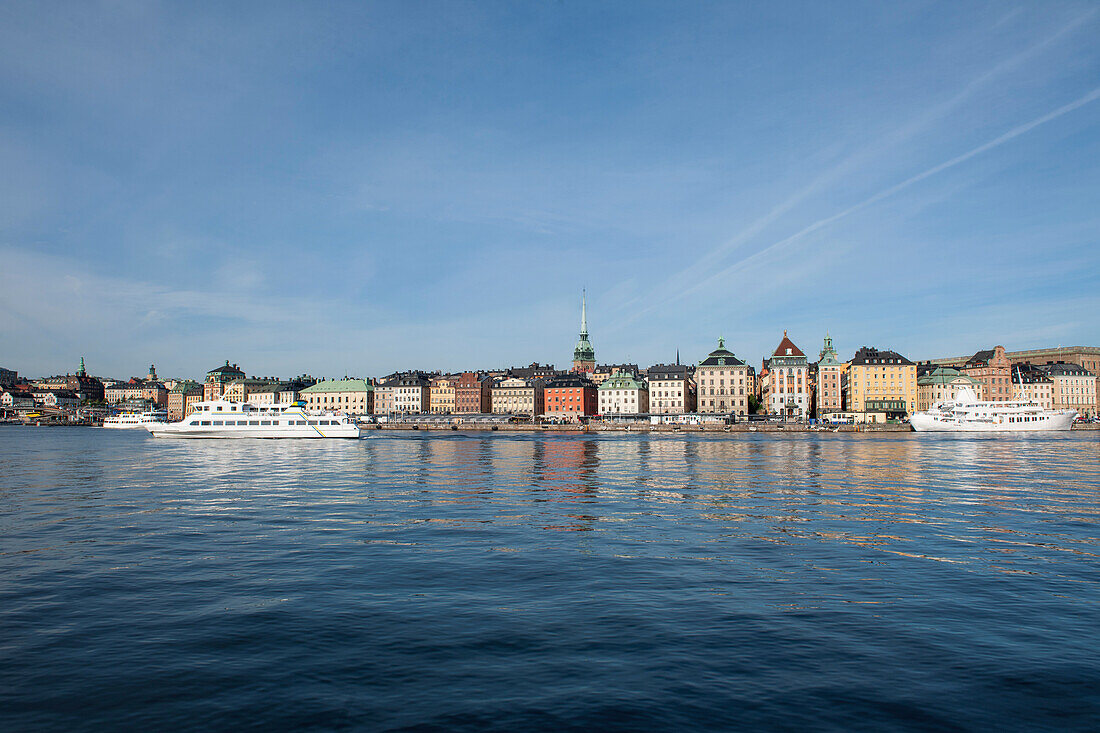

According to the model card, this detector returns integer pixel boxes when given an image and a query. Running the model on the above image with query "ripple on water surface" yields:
[2,428,1099,731]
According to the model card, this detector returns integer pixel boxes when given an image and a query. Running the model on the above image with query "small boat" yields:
[146,400,360,439]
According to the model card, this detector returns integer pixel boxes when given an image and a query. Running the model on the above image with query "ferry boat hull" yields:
[144,399,360,439]
[147,423,360,439]
[103,421,149,430]
[910,411,1076,432]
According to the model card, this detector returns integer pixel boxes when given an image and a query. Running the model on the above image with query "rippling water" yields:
[2,428,1099,731]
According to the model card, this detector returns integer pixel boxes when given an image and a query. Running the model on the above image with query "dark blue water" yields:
[2,428,1099,731]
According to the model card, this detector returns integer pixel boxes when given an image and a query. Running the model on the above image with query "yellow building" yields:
[845,347,917,418]
[1042,362,1097,417]
[430,375,459,414]
[223,378,280,404]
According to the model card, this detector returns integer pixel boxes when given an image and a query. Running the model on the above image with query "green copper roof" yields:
[916,367,980,386]
[817,333,843,367]
[598,373,645,391]
[169,380,202,392]
[299,379,373,394]
[698,337,745,367]
[573,338,595,362]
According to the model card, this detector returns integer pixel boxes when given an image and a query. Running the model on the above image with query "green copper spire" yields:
[572,290,595,365]
[818,332,841,367]
[78,356,86,377]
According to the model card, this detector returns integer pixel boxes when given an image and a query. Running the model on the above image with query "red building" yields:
[454,372,492,413]
[543,374,598,419]
[962,345,1011,402]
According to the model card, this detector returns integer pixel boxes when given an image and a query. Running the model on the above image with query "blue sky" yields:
[2,1,1098,379]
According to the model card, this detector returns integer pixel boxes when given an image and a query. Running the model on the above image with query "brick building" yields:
[454,372,492,413]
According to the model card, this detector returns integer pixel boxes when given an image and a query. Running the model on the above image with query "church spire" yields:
[78,356,86,377]
[572,289,595,373]
[580,289,588,336]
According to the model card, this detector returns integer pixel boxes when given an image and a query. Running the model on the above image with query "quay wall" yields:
[364,422,1100,434]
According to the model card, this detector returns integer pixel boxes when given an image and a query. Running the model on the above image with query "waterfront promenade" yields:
[362,421,1100,433]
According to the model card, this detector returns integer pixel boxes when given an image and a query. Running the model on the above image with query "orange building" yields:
[543,374,598,419]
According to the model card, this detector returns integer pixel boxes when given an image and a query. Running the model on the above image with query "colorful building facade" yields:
[845,347,917,418]
[544,374,598,420]
[695,338,753,415]
[762,331,809,419]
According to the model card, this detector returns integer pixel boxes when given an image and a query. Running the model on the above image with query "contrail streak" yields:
[678,86,1100,300]
[617,12,1099,323]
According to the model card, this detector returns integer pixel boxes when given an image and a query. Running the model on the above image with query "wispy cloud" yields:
[2,4,1098,374]
[615,82,1100,337]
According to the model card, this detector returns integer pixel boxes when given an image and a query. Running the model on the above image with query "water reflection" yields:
[4,429,1100,589]
[4,427,1100,730]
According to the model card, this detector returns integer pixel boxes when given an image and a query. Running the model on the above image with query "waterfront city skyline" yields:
[2,3,1099,377]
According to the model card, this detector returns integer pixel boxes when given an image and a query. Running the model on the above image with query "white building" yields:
[491,377,544,416]
[646,363,695,414]
[597,373,649,415]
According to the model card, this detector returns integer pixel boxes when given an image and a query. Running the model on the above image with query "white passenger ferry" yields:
[104,409,168,429]
[145,400,360,439]
[910,387,1075,432]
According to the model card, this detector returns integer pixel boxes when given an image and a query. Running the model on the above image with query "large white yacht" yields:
[104,409,168,429]
[910,387,1075,432]
[145,400,360,439]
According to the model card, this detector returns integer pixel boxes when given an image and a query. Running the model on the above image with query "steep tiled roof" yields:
[772,332,804,357]
[965,349,995,366]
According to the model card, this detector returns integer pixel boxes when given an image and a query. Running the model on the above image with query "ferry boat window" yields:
[200,420,211,425]
[212,420,223,425]
[249,421,259,425]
